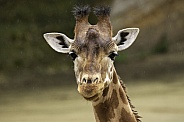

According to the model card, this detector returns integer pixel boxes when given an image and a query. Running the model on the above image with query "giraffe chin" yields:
[83,93,100,101]
[77,83,104,101]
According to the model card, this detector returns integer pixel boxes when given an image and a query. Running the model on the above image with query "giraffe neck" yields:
[92,67,137,122]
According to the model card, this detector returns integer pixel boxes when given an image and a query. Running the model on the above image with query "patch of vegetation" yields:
[152,34,169,54]
[116,52,128,63]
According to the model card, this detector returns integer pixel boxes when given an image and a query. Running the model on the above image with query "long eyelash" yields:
[108,52,118,61]
[69,51,78,61]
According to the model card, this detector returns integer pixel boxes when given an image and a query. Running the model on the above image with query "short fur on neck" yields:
[92,67,142,122]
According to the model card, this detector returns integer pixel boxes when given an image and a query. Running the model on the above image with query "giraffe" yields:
[43,5,141,122]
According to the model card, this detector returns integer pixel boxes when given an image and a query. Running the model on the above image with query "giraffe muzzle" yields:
[77,74,104,101]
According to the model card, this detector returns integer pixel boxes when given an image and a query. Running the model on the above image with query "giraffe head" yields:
[43,5,139,101]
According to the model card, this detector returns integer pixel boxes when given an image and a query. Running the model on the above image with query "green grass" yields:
[152,34,169,54]
[0,76,184,122]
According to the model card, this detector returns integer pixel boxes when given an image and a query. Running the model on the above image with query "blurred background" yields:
[0,0,184,122]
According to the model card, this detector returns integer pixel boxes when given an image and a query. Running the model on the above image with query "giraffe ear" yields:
[112,28,139,51]
[43,32,74,53]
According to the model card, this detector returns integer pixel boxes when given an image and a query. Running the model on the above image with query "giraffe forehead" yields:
[72,25,116,53]
[72,37,116,55]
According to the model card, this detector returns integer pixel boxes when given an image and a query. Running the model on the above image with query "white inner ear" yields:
[112,28,139,51]
[43,32,74,53]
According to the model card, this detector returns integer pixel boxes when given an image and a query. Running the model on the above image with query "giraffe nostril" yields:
[83,78,87,83]
[93,78,98,83]
[82,76,99,84]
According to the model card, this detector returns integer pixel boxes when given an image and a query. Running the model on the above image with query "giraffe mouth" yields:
[77,83,104,101]
[83,93,99,101]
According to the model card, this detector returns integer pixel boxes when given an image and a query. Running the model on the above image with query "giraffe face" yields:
[70,27,118,101]
[43,5,139,101]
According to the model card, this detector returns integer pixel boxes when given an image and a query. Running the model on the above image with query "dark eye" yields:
[108,52,118,61]
[69,51,78,61]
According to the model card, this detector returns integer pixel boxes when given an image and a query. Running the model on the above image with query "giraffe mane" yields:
[119,77,142,122]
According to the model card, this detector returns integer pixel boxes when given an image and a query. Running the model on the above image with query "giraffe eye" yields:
[69,51,78,61]
[108,52,118,61]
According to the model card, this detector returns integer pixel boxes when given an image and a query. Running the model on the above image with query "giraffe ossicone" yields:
[43,5,141,122]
